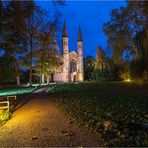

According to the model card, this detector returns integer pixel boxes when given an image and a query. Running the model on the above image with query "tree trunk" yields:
[29,30,33,86]
[39,75,42,86]
[13,44,19,86]
[29,63,32,86]
[16,76,20,86]
[29,67,32,86]
[47,76,50,84]
[132,39,138,60]
[41,74,44,83]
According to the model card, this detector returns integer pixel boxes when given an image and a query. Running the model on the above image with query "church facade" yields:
[53,22,84,82]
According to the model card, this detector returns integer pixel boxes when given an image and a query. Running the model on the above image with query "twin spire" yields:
[62,21,82,41]
[62,21,68,37]
[78,26,82,41]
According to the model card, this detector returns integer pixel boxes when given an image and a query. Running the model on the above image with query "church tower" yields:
[62,21,69,82]
[78,26,84,81]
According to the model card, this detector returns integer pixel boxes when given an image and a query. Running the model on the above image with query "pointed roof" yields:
[62,21,68,37]
[78,26,82,41]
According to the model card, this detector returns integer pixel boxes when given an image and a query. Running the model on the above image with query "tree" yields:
[24,3,45,86]
[0,0,65,85]
[93,46,111,81]
[1,1,34,85]
[103,1,148,81]
[0,56,16,84]
[24,1,64,85]
[0,0,2,34]
[84,56,95,81]
[34,23,61,85]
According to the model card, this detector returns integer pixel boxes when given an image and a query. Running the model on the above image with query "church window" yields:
[70,59,77,73]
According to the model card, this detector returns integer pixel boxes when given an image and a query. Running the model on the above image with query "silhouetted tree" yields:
[0,1,34,85]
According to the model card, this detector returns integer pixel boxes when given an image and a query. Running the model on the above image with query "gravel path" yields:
[0,90,102,147]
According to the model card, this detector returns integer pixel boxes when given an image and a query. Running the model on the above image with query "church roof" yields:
[62,21,68,37]
[78,26,82,41]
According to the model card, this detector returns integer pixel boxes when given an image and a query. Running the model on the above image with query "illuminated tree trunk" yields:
[16,76,20,86]
[41,74,44,83]
[47,76,50,84]
[132,40,138,60]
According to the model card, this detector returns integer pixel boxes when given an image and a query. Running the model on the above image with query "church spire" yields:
[62,21,68,37]
[78,26,82,41]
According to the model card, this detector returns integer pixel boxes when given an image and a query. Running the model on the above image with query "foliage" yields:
[94,47,108,69]
[93,47,111,81]
[0,110,11,122]
[84,56,95,81]
[93,69,110,81]
[0,1,35,85]
[0,56,16,83]
[34,26,61,84]
[50,82,148,146]
[0,1,64,85]
[103,1,148,81]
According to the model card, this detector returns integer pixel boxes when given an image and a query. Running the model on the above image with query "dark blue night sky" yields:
[38,1,126,58]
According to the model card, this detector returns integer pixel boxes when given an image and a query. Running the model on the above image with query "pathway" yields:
[0,88,102,147]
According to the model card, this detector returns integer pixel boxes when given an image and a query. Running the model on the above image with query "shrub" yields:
[0,110,11,122]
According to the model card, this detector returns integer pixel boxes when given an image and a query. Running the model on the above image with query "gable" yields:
[69,50,79,61]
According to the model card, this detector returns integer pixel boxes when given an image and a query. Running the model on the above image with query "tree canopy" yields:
[0,0,64,85]
[103,1,148,81]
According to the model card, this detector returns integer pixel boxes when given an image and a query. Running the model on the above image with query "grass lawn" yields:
[50,82,148,146]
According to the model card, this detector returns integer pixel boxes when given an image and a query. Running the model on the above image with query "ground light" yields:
[125,78,131,82]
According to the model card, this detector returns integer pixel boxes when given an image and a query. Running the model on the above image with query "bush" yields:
[93,70,110,81]
[0,110,11,122]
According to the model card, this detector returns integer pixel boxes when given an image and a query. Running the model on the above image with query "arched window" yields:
[70,59,77,73]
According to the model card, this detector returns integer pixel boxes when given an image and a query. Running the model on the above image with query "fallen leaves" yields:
[50,82,148,146]
[31,136,38,140]
[60,129,75,137]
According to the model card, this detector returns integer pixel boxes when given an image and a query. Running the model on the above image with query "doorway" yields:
[73,75,76,82]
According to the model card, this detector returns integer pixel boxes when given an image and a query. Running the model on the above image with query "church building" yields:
[53,22,84,82]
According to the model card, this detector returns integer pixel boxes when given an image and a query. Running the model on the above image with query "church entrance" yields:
[71,72,77,82]
[73,75,76,82]
[70,59,77,82]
